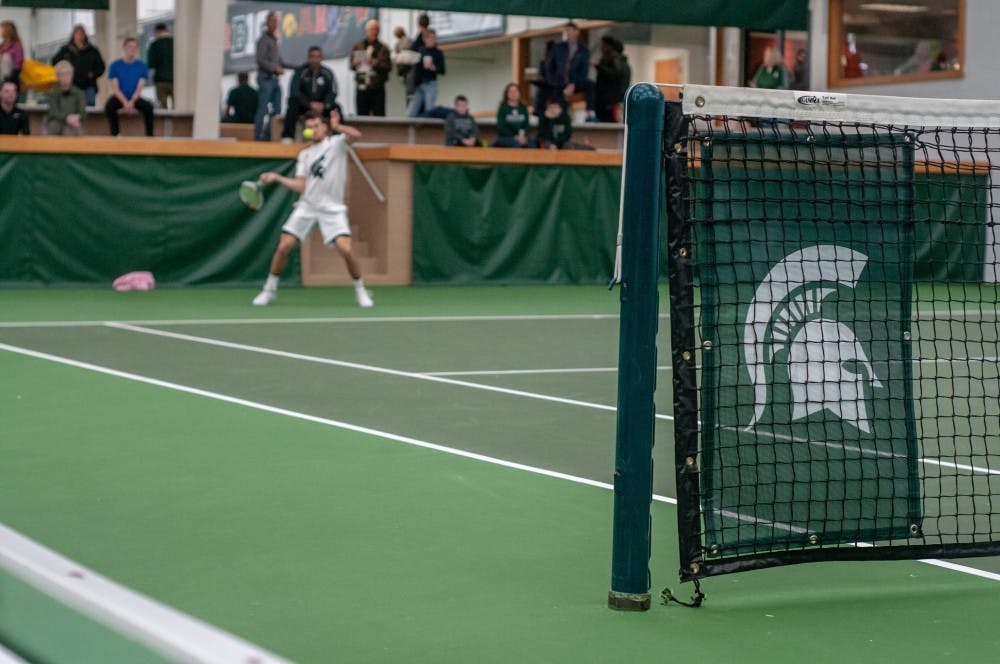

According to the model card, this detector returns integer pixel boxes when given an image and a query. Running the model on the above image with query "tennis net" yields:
[613,84,1000,589]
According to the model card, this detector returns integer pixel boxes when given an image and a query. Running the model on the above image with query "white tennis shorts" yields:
[281,203,351,245]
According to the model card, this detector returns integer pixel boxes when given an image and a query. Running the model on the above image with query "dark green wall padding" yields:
[0,154,986,287]
[412,163,623,285]
[0,153,297,287]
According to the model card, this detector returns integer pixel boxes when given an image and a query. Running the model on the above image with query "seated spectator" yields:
[493,82,535,148]
[45,60,86,135]
[537,98,594,150]
[0,79,28,134]
[51,25,105,107]
[105,37,154,136]
[407,29,445,118]
[444,95,479,147]
[281,46,337,143]
[224,72,257,123]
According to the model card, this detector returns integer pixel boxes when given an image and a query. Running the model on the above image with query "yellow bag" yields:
[20,59,57,93]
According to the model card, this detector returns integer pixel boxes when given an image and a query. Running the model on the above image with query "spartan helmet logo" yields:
[743,245,882,433]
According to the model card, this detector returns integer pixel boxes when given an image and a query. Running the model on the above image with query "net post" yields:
[609,83,665,611]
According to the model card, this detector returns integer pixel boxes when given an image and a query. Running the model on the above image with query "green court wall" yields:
[0,155,986,287]
[0,153,298,287]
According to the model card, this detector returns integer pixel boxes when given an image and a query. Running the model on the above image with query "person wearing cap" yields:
[544,21,596,121]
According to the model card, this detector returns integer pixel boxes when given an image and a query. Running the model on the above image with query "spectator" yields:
[45,60,86,135]
[281,46,338,143]
[792,48,808,87]
[392,26,416,107]
[594,35,626,123]
[0,79,28,135]
[407,29,444,118]
[224,72,257,123]
[532,39,555,117]
[544,22,596,121]
[444,95,479,147]
[146,22,174,109]
[751,46,788,89]
[411,12,431,52]
[537,97,593,150]
[51,25,105,107]
[105,37,154,137]
[0,21,24,93]
[350,19,392,116]
[494,82,534,148]
[406,13,432,104]
[254,11,293,141]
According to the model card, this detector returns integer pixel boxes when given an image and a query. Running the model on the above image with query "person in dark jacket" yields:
[350,19,392,116]
[444,95,479,147]
[51,24,105,106]
[594,35,625,123]
[281,46,338,142]
[146,22,174,109]
[406,29,445,117]
[224,72,258,123]
[544,22,595,121]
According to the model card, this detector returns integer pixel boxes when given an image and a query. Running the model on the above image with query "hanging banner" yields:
[425,11,504,44]
[225,2,374,74]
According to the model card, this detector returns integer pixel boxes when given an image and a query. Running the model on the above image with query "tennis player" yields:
[252,107,373,308]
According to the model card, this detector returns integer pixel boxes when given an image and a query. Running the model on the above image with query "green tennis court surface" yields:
[3,286,1000,662]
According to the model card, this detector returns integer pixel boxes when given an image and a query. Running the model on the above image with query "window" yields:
[828,0,964,88]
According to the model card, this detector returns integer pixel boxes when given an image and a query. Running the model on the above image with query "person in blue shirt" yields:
[104,37,153,136]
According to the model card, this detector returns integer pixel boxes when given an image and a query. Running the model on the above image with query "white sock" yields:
[264,274,279,292]
[353,277,366,290]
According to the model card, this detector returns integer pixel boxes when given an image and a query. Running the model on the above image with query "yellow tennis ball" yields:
[302,127,314,140]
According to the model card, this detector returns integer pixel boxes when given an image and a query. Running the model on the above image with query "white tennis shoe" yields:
[252,290,275,306]
[355,287,374,308]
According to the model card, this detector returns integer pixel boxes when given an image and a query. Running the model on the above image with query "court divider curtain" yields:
[0,153,297,287]
[412,163,623,285]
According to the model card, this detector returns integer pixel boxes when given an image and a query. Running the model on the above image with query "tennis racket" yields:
[238,180,264,210]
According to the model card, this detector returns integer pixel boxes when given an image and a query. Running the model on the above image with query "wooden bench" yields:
[21,104,194,137]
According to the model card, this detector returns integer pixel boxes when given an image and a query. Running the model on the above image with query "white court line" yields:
[0,341,622,494]
[105,323,1000,475]
[0,313,634,328]
[425,366,674,377]
[102,322,671,420]
[4,341,1000,585]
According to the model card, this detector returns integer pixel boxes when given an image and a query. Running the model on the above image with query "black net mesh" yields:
[670,110,1000,579]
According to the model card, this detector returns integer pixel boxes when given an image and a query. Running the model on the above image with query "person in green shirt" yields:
[147,23,174,109]
[751,47,788,89]
[493,82,535,148]
[45,60,87,135]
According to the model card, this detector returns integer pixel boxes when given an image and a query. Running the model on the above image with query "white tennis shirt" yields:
[295,134,349,212]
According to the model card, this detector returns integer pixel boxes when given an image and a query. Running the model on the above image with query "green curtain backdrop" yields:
[0,153,296,287]
[412,163,622,285]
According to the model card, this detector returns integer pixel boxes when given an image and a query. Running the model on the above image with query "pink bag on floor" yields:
[113,271,156,291]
